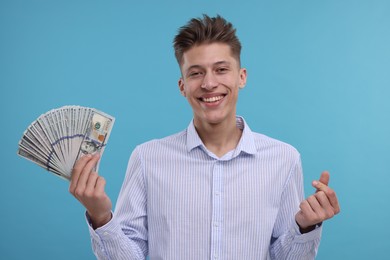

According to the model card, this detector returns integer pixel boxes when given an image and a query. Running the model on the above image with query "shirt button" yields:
[103,232,108,236]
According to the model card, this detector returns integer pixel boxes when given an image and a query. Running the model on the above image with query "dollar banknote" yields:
[17,106,115,181]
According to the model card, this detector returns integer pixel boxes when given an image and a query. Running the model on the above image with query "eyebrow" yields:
[185,61,232,73]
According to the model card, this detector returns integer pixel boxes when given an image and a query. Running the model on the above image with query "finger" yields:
[95,176,107,194]
[319,171,330,186]
[314,191,335,218]
[311,171,329,194]
[312,171,330,192]
[312,180,329,191]
[75,154,101,193]
[306,195,322,213]
[69,154,94,194]
[84,171,99,195]
[299,199,314,214]
[304,195,326,224]
[297,199,317,228]
[312,182,341,215]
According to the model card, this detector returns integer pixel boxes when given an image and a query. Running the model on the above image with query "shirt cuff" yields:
[85,211,121,241]
[291,221,322,243]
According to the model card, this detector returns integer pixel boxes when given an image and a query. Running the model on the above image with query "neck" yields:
[194,116,242,158]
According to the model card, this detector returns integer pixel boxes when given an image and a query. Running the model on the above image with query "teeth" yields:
[202,96,224,103]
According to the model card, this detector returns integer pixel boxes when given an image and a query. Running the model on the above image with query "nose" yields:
[201,72,218,90]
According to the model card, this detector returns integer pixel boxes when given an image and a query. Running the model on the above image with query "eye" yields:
[188,71,202,78]
[216,67,229,73]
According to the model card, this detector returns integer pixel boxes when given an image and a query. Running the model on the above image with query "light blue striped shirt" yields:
[88,117,322,259]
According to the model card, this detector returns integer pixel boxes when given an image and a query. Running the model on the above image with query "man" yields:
[70,15,340,259]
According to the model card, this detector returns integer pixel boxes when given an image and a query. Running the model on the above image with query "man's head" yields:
[174,15,247,128]
[173,14,242,68]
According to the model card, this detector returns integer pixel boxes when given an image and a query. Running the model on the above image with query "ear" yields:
[238,68,247,89]
[178,78,186,97]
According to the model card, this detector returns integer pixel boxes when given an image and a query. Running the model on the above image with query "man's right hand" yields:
[69,153,112,229]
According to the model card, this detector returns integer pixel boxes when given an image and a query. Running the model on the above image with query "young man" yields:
[70,15,340,259]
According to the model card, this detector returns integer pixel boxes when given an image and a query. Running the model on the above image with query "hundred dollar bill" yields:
[75,109,115,173]
[17,106,115,181]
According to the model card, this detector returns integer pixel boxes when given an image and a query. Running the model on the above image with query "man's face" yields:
[178,43,247,127]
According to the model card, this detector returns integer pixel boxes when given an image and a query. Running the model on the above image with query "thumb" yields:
[319,171,330,186]
[312,171,330,191]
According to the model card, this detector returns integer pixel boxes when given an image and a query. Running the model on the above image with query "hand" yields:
[69,153,112,229]
[295,171,340,233]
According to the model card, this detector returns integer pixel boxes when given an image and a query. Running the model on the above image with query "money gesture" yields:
[295,171,341,233]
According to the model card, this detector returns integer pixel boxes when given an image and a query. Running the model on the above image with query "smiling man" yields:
[178,42,247,157]
[70,15,340,259]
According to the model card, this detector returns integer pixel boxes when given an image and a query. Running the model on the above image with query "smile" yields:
[200,95,225,103]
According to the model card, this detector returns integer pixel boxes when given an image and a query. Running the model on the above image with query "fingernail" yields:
[313,181,319,186]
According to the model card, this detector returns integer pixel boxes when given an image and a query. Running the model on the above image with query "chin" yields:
[203,114,230,125]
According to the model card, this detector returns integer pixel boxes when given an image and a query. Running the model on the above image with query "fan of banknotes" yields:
[17,105,115,181]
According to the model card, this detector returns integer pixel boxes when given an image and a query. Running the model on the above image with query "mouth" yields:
[199,95,226,103]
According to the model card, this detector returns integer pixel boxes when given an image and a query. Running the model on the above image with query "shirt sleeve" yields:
[87,146,148,260]
[269,155,322,260]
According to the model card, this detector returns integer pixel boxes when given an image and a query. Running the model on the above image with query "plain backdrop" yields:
[1,1,389,259]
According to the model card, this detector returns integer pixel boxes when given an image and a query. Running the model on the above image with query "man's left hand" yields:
[295,171,341,233]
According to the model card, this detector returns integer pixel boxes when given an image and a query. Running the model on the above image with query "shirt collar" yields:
[186,116,257,156]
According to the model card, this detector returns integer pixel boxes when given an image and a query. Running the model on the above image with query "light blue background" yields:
[1,1,389,259]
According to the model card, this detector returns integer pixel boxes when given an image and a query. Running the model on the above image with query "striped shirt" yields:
[88,117,322,260]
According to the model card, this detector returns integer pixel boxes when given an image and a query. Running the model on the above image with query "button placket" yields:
[210,161,223,259]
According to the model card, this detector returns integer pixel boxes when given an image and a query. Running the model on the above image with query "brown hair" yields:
[173,14,242,66]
